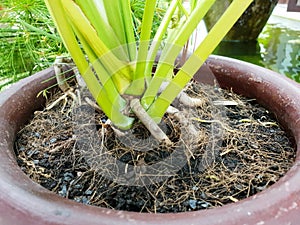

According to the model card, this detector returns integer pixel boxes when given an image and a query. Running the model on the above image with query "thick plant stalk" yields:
[130,99,172,145]
[125,0,157,95]
[75,0,128,60]
[61,0,133,93]
[147,0,254,121]
[144,0,179,83]
[45,0,253,131]
[103,0,136,61]
[44,0,135,130]
[73,26,127,110]
[141,0,216,110]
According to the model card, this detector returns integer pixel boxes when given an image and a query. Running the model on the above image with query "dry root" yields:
[48,56,83,113]
[130,98,172,145]
[15,80,296,213]
[46,89,79,113]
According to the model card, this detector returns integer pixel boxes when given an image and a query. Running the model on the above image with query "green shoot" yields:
[43,0,253,130]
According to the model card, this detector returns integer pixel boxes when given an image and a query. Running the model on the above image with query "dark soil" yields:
[14,81,296,213]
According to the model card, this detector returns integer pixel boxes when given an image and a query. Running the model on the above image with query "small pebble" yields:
[34,132,41,138]
[64,172,74,178]
[192,186,199,191]
[27,149,39,157]
[189,199,197,209]
[50,138,57,144]
[85,190,93,195]
[82,197,89,204]
[199,201,210,208]
[58,185,67,197]
[74,197,81,202]
[64,172,74,182]
[74,184,82,189]
[200,191,207,199]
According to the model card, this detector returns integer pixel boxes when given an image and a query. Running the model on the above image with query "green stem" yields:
[44,0,134,129]
[144,0,179,84]
[126,0,157,95]
[102,0,136,61]
[147,0,254,122]
[62,0,133,94]
[74,26,126,110]
[119,0,137,61]
[75,0,128,60]
[141,0,216,110]
[20,20,61,41]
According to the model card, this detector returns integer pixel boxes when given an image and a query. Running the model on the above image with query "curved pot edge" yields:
[205,55,300,142]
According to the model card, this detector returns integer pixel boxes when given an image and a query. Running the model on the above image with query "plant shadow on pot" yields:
[1,56,300,225]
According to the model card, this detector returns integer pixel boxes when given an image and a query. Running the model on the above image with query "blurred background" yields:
[0,0,299,91]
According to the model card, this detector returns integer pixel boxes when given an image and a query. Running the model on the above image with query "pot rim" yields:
[0,56,299,225]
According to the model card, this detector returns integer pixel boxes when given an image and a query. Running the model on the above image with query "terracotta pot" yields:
[203,0,279,42]
[0,56,299,225]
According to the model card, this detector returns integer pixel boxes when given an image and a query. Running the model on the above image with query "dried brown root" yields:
[105,119,127,138]
[48,56,82,113]
[84,97,172,145]
[166,106,199,151]
[192,118,235,133]
[159,82,203,108]
[46,89,78,113]
[82,82,206,145]
[130,98,172,145]
[166,106,197,134]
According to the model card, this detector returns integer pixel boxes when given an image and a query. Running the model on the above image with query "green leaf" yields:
[103,0,136,61]
[75,0,128,60]
[44,0,134,129]
[141,0,216,110]
[147,0,254,122]
[125,0,157,95]
[61,0,133,93]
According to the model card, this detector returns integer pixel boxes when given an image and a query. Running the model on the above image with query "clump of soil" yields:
[14,81,296,213]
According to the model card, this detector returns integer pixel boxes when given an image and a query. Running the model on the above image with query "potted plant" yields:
[0,0,300,224]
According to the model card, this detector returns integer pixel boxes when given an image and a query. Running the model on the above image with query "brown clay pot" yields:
[0,56,299,225]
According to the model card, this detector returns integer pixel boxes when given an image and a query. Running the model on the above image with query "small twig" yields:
[159,82,203,107]
[212,100,238,106]
[75,89,82,105]
[167,106,198,134]
[238,118,278,127]
[46,89,77,113]
[192,117,235,133]
[130,98,172,145]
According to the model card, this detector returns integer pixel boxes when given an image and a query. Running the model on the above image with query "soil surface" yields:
[15,81,296,213]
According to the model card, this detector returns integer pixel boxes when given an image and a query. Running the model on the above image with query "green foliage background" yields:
[0,0,65,91]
